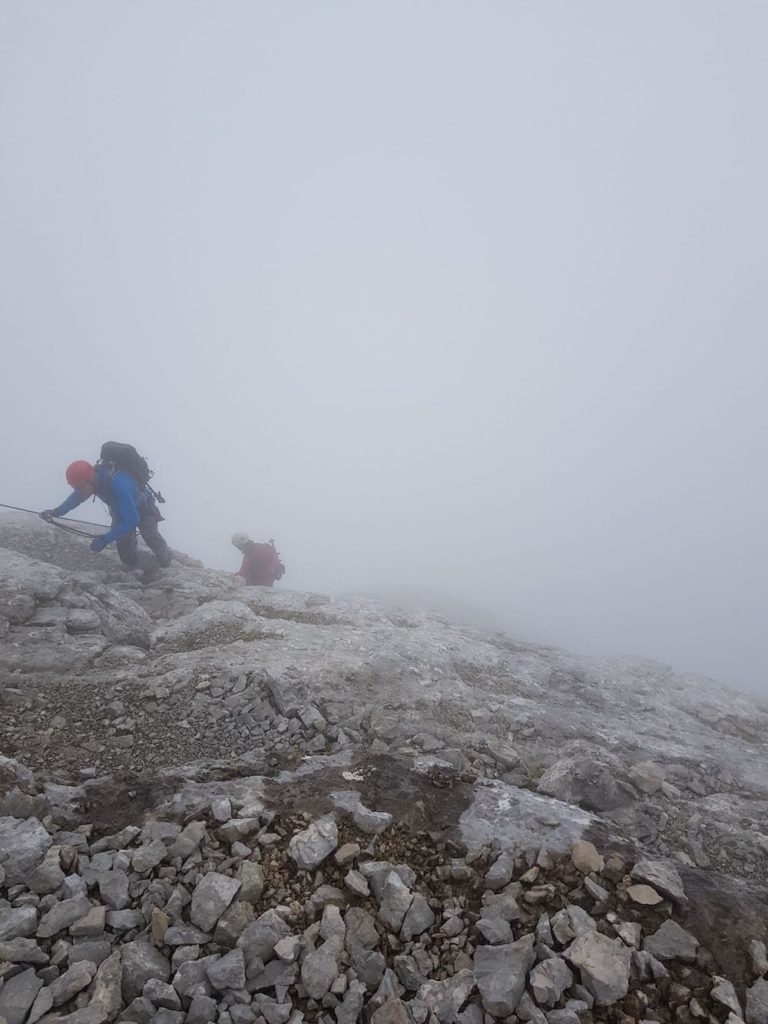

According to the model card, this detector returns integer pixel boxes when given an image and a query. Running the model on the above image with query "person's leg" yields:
[115,530,139,568]
[140,517,173,567]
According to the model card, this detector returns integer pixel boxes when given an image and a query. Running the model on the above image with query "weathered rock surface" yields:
[630,858,687,903]
[564,932,632,1004]
[643,920,700,962]
[474,935,536,1015]
[288,816,338,870]
[0,512,767,1024]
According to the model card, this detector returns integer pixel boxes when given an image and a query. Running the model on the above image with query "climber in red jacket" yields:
[232,533,285,587]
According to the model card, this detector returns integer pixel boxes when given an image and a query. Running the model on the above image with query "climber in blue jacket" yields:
[41,460,172,569]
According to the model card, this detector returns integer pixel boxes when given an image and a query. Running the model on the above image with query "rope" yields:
[52,522,102,539]
[0,502,108,529]
[0,502,106,538]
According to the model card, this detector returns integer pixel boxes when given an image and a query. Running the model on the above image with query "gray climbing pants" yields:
[114,514,172,568]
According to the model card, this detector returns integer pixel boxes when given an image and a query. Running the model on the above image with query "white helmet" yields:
[231,532,251,548]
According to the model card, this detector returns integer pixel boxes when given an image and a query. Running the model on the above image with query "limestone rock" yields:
[551,906,596,945]
[214,900,254,947]
[712,978,743,1017]
[537,753,635,811]
[614,921,642,947]
[474,934,536,1016]
[628,761,665,794]
[237,861,264,904]
[274,935,302,961]
[26,846,65,894]
[484,852,515,891]
[0,937,48,964]
[98,871,131,911]
[50,961,98,1005]
[301,945,340,1000]
[476,917,514,944]
[370,997,410,1024]
[88,950,124,1023]
[747,979,768,1024]
[571,842,604,874]
[345,908,380,957]
[172,954,219,1000]
[401,894,434,941]
[530,958,574,1008]
[416,970,475,1022]
[564,932,631,1005]
[0,816,52,885]
[28,986,54,1024]
[627,884,662,906]
[238,908,291,963]
[37,896,91,939]
[0,906,38,942]
[153,600,259,652]
[632,949,669,982]
[121,942,171,1003]
[287,817,338,870]
[630,859,687,904]
[376,872,413,933]
[130,841,167,875]
[190,871,241,932]
[643,921,699,962]
[0,967,44,1024]
[336,979,366,1024]
[187,994,218,1024]
[142,979,181,1010]
[352,803,392,835]
[750,941,768,979]
[206,948,246,991]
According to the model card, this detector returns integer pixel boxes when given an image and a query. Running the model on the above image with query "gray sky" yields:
[1,2,767,694]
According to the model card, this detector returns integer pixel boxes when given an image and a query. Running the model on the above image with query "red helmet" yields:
[66,460,95,489]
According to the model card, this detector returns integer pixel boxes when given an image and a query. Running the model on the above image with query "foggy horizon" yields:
[1,3,766,696]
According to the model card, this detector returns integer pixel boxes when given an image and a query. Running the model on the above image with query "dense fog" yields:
[1,2,766,694]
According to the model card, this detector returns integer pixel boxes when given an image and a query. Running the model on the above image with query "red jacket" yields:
[237,542,284,587]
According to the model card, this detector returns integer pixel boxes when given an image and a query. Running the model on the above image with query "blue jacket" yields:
[53,466,146,545]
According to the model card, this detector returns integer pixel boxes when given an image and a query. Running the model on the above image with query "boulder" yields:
[564,932,631,1005]
[121,942,171,1003]
[416,970,475,1022]
[630,859,687,904]
[206,948,246,991]
[0,967,44,1024]
[530,958,574,1008]
[190,871,241,932]
[153,600,259,652]
[37,896,92,938]
[376,871,413,933]
[238,908,291,963]
[747,979,768,1024]
[353,803,393,835]
[571,842,604,874]
[537,753,635,811]
[474,934,536,1016]
[643,921,699,962]
[0,906,38,942]
[0,816,52,885]
[301,945,340,1000]
[287,816,338,870]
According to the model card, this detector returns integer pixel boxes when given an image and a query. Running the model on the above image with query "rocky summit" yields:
[1,511,767,1024]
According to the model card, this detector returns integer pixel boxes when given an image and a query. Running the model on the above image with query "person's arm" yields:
[97,475,140,545]
[49,490,88,518]
[235,554,248,578]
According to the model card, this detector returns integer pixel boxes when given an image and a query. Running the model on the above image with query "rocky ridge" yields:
[1,511,767,1024]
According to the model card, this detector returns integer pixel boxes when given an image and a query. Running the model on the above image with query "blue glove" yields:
[90,535,109,553]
